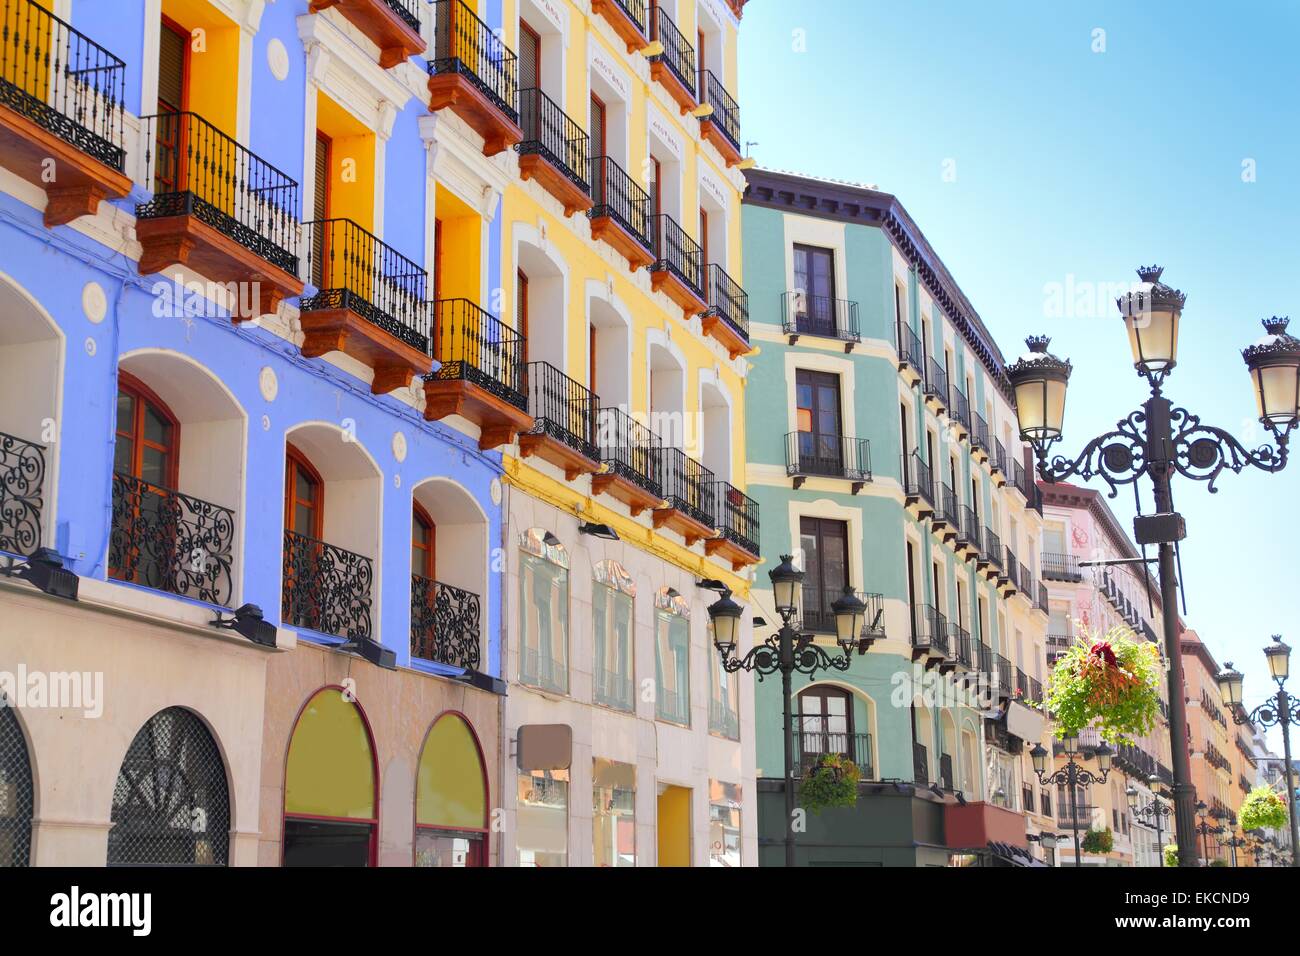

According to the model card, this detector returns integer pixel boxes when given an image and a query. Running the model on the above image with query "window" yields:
[517,268,529,364]
[519,529,569,694]
[153,18,189,193]
[114,373,178,490]
[285,445,323,539]
[592,560,634,712]
[592,759,635,867]
[795,369,843,474]
[415,714,488,867]
[708,780,742,867]
[654,587,691,725]
[793,244,836,335]
[412,503,435,579]
[0,701,33,867]
[708,620,740,740]
[517,768,568,866]
[798,685,854,765]
[110,374,180,588]
[799,516,849,633]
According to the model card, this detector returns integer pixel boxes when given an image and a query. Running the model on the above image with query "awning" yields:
[1006,700,1047,743]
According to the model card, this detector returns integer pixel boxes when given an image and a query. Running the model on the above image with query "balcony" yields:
[989,438,1008,486]
[1012,459,1034,500]
[978,528,1003,579]
[652,446,715,546]
[137,112,303,316]
[517,87,593,217]
[955,503,980,560]
[650,214,708,317]
[923,356,948,415]
[1046,632,1072,666]
[697,69,741,166]
[1057,803,1094,830]
[784,432,870,493]
[947,623,973,674]
[1018,563,1033,603]
[932,482,961,544]
[970,411,990,463]
[1001,546,1020,597]
[976,640,993,683]
[0,430,45,556]
[706,480,760,570]
[647,5,697,113]
[424,298,532,449]
[801,587,885,643]
[781,292,860,350]
[300,218,432,394]
[948,386,971,440]
[794,720,874,779]
[588,155,654,269]
[519,362,601,479]
[0,0,131,226]
[939,753,955,791]
[902,452,935,520]
[701,264,750,358]
[591,0,648,53]
[410,574,481,670]
[995,652,1013,700]
[427,0,522,156]
[1035,582,1050,616]
[592,407,664,516]
[1042,551,1083,583]
[308,0,425,68]
[108,473,234,606]
[896,319,923,386]
[913,743,929,785]
[282,529,373,640]
[909,603,949,667]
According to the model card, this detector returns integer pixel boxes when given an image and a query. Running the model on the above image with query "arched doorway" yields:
[414,713,488,866]
[107,707,230,865]
[0,701,33,866]
[283,688,378,866]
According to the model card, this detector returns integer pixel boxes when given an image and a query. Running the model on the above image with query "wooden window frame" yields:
[115,370,181,489]
[285,444,325,540]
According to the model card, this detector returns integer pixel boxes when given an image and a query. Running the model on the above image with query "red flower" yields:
[1090,641,1118,668]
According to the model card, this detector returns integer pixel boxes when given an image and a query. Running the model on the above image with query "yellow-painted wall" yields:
[656,785,692,866]
[162,0,239,136]
[316,93,375,233]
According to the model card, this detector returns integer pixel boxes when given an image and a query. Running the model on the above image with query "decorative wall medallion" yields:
[267,38,289,81]
[82,281,107,324]
[491,478,502,505]
[84,337,96,356]
[392,430,408,463]
[394,474,401,489]
[259,366,278,402]
[262,414,271,431]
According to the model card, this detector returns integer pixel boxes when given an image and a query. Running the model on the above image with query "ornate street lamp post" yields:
[1030,736,1113,867]
[1217,636,1300,867]
[1007,269,1300,868]
[707,556,877,867]
[1128,775,1172,865]
[1194,802,1224,865]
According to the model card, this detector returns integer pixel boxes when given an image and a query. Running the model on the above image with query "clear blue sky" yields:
[739,1,1300,754]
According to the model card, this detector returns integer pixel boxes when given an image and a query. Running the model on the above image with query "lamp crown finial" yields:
[1263,317,1290,336]
[1025,334,1051,353]
[1137,265,1164,283]
[1224,662,1234,670]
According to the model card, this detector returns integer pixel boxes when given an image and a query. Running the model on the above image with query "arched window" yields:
[283,688,378,867]
[519,528,569,694]
[107,707,230,866]
[415,714,488,866]
[114,371,179,490]
[654,586,690,726]
[0,702,33,867]
[412,502,436,579]
[284,444,324,539]
[110,373,181,590]
[797,685,853,771]
[592,560,634,712]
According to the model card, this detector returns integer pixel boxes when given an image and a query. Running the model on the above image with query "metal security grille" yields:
[107,707,230,866]
[0,701,33,867]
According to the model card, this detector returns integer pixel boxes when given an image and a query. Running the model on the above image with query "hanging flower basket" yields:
[798,752,861,815]
[1240,786,1289,832]
[1042,625,1161,742]
[1081,827,1114,855]
[1162,844,1178,868]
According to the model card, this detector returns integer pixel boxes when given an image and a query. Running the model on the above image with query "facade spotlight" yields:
[2,547,79,601]
[211,603,277,648]
[340,636,396,670]
[578,521,619,540]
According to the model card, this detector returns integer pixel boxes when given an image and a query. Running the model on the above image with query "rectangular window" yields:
[654,611,690,725]
[799,516,849,633]
[592,759,635,868]
[795,369,843,474]
[517,768,568,867]
[592,583,633,712]
[520,551,569,694]
[708,780,742,867]
[793,244,836,334]
[708,620,740,740]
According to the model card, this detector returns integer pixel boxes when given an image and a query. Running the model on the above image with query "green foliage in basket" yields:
[1042,625,1161,742]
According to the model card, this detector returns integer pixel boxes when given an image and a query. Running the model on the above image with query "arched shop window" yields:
[107,707,230,865]
[0,701,33,867]
[592,559,635,712]
[415,713,488,866]
[283,688,378,867]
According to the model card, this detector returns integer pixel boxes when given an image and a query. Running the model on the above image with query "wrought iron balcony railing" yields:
[709,700,740,740]
[0,0,126,171]
[939,753,955,791]
[924,355,949,406]
[936,482,962,528]
[913,742,929,785]
[799,586,886,639]
[525,361,599,462]
[785,431,871,483]
[995,652,1013,695]
[1005,547,1020,588]
[588,155,653,252]
[1013,458,1034,498]
[410,574,481,670]
[648,4,696,100]
[1019,562,1032,595]
[949,386,971,432]
[427,298,528,411]
[376,0,422,35]
[896,318,923,372]
[1042,551,1083,582]
[1036,581,1050,614]
[977,640,993,677]
[651,214,704,298]
[971,411,990,453]
[1058,803,1094,829]
[909,602,946,655]
[109,472,235,606]
[282,529,373,640]
[595,665,634,712]
[0,430,45,556]
[429,0,518,122]
[604,0,646,35]
[793,720,873,779]
[1015,666,1028,698]
[596,406,663,499]
[982,528,1004,570]
[697,69,739,149]
[989,438,1007,475]
[517,86,590,194]
[659,446,715,528]
[902,452,935,508]
[705,263,748,341]
[781,291,860,343]
[950,623,973,669]
[957,503,980,548]
[302,218,430,352]
[711,480,759,558]
[138,111,300,276]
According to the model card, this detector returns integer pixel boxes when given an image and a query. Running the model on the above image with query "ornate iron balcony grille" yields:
[410,573,481,670]
[924,355,949,405]
[302,218,430,352]
[380,0,421,33]
[896,318,923,371]
[648,5,695,99]
[1058,802,1094,829]
[902,451,935,507]
[138,111,300,275]
[705,263,748,340]
[517,87,590,193]
[0,0,126,170]
[698,69,739,149]
[0,430,45,556]
[430,0,518,122]
[650,214,704,297]
[951,623,973,668]
[949,386,971,431]
[794,719,873,779]
[983,528,1004,571]
[427,297,527,411]
[0,703,32,866]
[782,291,860,342]
[1041,551,1082,582]
[785,431,871,482]
[588,155,653,252]
[971,411,990,452]
[709,699,740,740]
[956,503,979,547]
[525,361,599,461]
[282,529,373,640]
[913,742,929,785]
[937,482,962,527]
[596,406,663,498]
[800,587,886,638]
[609,0,646,33]
[711,480,758,557]
[109,472,235,606]
[659,445,714,527]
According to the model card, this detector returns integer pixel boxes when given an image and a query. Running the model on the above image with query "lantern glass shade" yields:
[1123,305,1180,374]
[1242,319,1300,428]
[1006,337,1071,443]
[1095,743,1113,774]
[1040,833,1058,850]
[769,555,804,617]
[706,592,743,656]
[1217,665,1245,708]
[1265,638,1291,682]
[1030,743,1048,776]
[830,586,866,650]
[1062,733,1080,755]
